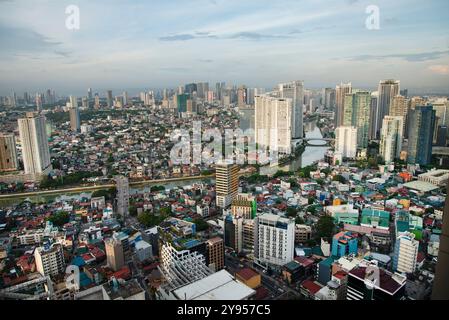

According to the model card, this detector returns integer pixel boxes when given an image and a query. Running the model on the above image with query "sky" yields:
[0,0,449,96]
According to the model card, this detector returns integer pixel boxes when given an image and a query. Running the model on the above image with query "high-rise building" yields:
[35,93,43,111]
[432,99,449,143]
[69,97,80,132]
[87,88,93,100]
[176,93,189,114]
[324,88,336,110]
[255,94,293,154]
[407,105,436,165]
[206,237,224,272]
[237,86,247,107]
[224,215,243,253]
[335,82,352,127]
[239,106,255,131]
[105,238,125,272]
[123,91,129,106]
[376,80,400,139]
[254,214,295,267]
[342,91,371,149]
[389,95,409,136]
[94,94,100,109]
[392,232,419,274]
[436,125,448,147]
[368,91,378,140]
[34,243,65,277]
[278,81,304,139]
[0,134,18,172]
[81,97,88,109]
[215,161,239,208]
[380,116,404,164]
[106,90,113,107]
[331,231,358,258]
[18,112,52,175]
[115,176,129,218]
[335,126,357,159]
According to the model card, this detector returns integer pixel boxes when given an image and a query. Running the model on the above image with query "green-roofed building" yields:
[361,208,390,230]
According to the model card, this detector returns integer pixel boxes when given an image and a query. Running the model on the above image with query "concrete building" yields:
[255,94,293,155]
[69,106,80,132]
[335,82,352,127]
[278,81,304,139]
[418,169,449,186]
[105,238,125,272]
[224,215,243,253]
[115,175,129,218]
[254,214,295,267]
[335,126,357,159]
[0,134,18,172]
[295,224,312,244]
[331,231,358,258]
[389,95,409,134]
[407,105,436,165]
[393,232,419,274]
[34,243,65,277]
[376,80,400,139]
[135,240,152,262]
[215,161,239,208]
[18,112,52,176]
[206,237,224,271]
[342,91,371,149]
[380,116,404,164]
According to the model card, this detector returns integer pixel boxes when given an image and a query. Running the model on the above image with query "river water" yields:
[259,121,330,175]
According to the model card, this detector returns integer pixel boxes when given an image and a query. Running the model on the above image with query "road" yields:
[0,174,215,200]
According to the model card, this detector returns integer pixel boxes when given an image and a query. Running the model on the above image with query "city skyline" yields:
[1,0,449,94]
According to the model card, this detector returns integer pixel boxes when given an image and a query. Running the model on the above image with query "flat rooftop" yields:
[403,181,439,193]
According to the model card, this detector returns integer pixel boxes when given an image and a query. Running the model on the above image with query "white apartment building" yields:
[393,232,419,274]
[34,243,65,277]
[278,81,305,139]
[18,112,52,175]
[335,126,358,159]
[380,116,404,164]
[255,94,293,155]
[418,169,449,186]
[215,161,239,208]
[254,214,295,267]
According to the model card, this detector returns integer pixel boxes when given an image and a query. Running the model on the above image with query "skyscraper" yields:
[107,90,113,107]
[393,232,419,274]
[389,95,409,136]
[176,93,189,114]
[278,81,304,139]
[0,134,18,172]
[376,80,400,139]
[335,126,358,159]
[87,88,93,100]
[407,105,436,165]
[94,94,100,109]
[105,238,125,272]
[324,88,336,110]
[380,116,404,164]
[342,91,371,149]
[254,214,295,267]
[206,237,225,272]
[34,243,65,277]
[335,82,352,127]
[69,96,80,132]
[215,161,239,208]
[237,86,247,107]
[255,94,292,154]
[115,175,129,218]
[368,91,378,140]
[18,112,52,175]
[35,93,43,112]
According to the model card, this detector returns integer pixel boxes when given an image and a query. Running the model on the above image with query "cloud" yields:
[428,65,449,75]
[227,32,289,40]
[198,59,214,63]
[159,34,197,41]
[159,31,288,42]
[347,50,449,62]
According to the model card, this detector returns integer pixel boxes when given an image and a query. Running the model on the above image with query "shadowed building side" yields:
[432,178,449,300]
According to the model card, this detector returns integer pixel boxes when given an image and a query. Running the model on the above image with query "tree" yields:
[295,216,305,225]
[333,175,346,183]
[286,207,298,218]
[193,219,209,232]
[316,215,335,240]
[47,211,70,227]
[129,205,138,217]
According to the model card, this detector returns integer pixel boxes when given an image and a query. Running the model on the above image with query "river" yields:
[259,120,330,175]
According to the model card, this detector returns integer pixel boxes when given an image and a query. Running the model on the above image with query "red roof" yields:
[301,280,323,295]
[236,268,259,281]
[333,271,347,280]
[255,286,269,300]
[294,256,314,268]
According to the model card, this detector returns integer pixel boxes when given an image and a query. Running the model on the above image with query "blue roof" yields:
[71,256,86,267]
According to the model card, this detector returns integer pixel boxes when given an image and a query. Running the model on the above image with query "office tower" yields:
[239,106,255,131]
[368,91,378,140]
[254,214,295,267]
[255,94,292,154]
[87,88,93,100]
[278,81,304,139]
[389,95,409,135]
[216,82,225,101]
[392,232,419,274]
[331,231,358,258]
[215,161,239,208]
[224,215,243,253]
[380,116,404,164]
[342,91,371,149]
[107,90,113,107]
[347,260,406,300]
[0,134,18,172]
[94,94,100,109]
[69,96,80,132]
[81,97,88,109]
[400,89,408,98]
[185,83,197,95]
[432,99,449,143]
[335,82,352,127]
[246,88,255,105]
[432,182,449,300]
[407,105,436,165]
[105,238,125,272]
[176,93,189,114]
[436,125,448,146]
[324,88,336,109]
[237,86,247,107]
[335,126,357,159]
[206,237,225,271]
[123,91,129,106]
[35,93,43,111]
[115,176,129,218]
[18,112,52,175]
[34,243,65,277]
[376,80,400,139]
